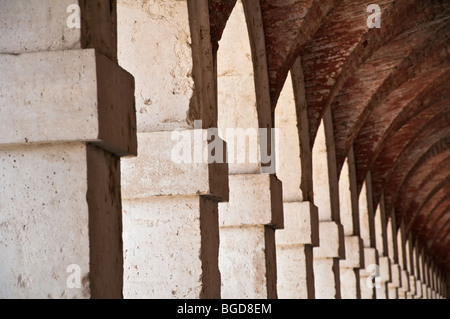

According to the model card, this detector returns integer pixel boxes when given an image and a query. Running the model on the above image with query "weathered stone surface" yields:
[122,196,220,299]
[0,0,117,60]
[313,258,340,299]
[118,0,194,132]
[340,236,364,269]
[340,268,360,299]
[3,0,450,300]
[276,202,318,246]
[219,174,283,228]
[0,143,90,298]
[121,131,228,201]
[0,49,136,157]
[314,221,345,259]
[277,244,314,299]
[219,225,276,299]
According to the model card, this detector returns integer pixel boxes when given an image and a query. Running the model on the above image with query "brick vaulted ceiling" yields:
[208,1,450,272]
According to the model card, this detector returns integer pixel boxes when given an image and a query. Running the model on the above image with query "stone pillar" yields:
[339,237,364,299]
[216,0,282,299]
[118,0,228,298]
[275,61,319,299]
[388,264,402,299]
[434,267,441,298]
[312,108,345,299]
[405,236,417,299]
[358,174,379,299]
[276,203,317,299]
[387,213,401,299]
[431,263,438,298]
[413,246,423,299]
[429,262,435,299]
[429,259,436,299]
[339,148,364,299]
[420,248,426,299]
[219,175,282,299]
[0,0,136,298]
[397,222,410,299]
[374,196,391,299]
[420,250,430,299]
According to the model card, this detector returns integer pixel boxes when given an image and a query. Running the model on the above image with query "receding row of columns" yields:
[117,0,448,299]
[0,0,448,299]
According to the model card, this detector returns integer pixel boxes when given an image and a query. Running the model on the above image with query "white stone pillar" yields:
[417,247,425,299]
[404,236,417,299]
[374,196,390,299]
[275,62,319,299]
[340,236,364,299]
[358,175,378,299]
[431,263,437,298]
[216,0,282,299]
[312,109,345,299]
[276,203,318,299]
[377,255,391,299]
[434,266,439,299]
[0,0,136,298]
[360,248,379,299]
[119,0,228,298]
[339,149,365,299]
[386,213,401,299]
[219,175,282,299]
[420,249,431,299]
[388,264,402,299]
[397,223,410,298]
[412,246,423,299]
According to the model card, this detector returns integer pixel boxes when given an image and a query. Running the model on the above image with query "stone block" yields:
[363,247,378,267]
[409,275,417,296]
[219,174,283,228]
[340,267,360,299]
[390,263,402,287]
[276,201,319,246]
[122,195,220,299]
[219,225,276,299]
[400,269,410,292]
[118,0,195,132]
[340,236,364,269]
[0,143,90,298]
[379,256,392,283]
[277,244,314,299]
[0,142,124,298]
[0,0,117,60]
[415,280,423,298]
[313,257,341,299]
[314,221,345,259]
[0,49,136,157]
[121,131,228,201]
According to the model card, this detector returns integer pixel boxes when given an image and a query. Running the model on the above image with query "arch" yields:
[334,18,450,174]
[398,153,450,230]
[354,81,450,190]
[216,0,282,299]
[370,114,450,210]
[383,129,450,221]
[415,195,450,241]
[302,0,450,148]
[260,0,337,108]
